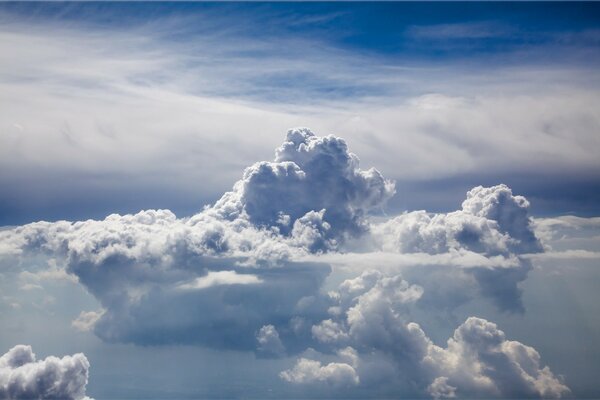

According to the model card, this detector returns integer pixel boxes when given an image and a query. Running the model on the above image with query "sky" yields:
[0,2,599,400]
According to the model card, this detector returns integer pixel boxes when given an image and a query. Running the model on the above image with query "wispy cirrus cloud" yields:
[1,5,600,223]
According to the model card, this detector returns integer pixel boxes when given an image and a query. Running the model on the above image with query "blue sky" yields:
[0,3,599,400]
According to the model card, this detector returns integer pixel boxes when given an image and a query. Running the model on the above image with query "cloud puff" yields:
[256,325,286,357]
[0,345,91,400]
[280,358,359,387]
[424,317,571,398]
[369,184,542,312]
[212,128,395,249]
[286,272,570,398]
[373,184,541,256]
[177,270,262,290]
[71,310,105,333]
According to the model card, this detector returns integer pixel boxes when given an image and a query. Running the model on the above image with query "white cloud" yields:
[256,325,285,356]
[1,11,599,225]
[177,270,262,291]
[373,184,542,256]
[280,358,359,386]
[0,127,581,397]
[0,345,91,400]
[287,271,570,398]
[72,310,105,333]
[428,376,457,399]
[312,319,349,344]
[424,317,571,398]
[212,128,395,247]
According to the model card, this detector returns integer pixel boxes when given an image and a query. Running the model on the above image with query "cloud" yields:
[0,128,573,397]
[424,317,571,398]
[280,358,359,387]
[212,127,395,247]
[373,184,542,256]
[364,184,541,312]
[533,215,600,252]
[72,310,105,333]
[0,345,91,400]
[428,376,457,399]
[285,272,570,398]
[177,270,262,291]
[0,128,396,348]
[256,325,285,357]
[1,7,600,226]
[0,130,547,352]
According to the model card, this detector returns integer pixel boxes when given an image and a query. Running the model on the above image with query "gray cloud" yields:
[0,129,393,349]
[285,272,570,398]
[212,127,395,248]
[256,325,286,357]
[369,183,541,312]
[0,345,91,400]
[1,9,600,226]
[0,128,573,398]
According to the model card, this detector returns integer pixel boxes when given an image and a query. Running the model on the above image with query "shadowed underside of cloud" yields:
[0,128,566,397]
[0,345,91,400]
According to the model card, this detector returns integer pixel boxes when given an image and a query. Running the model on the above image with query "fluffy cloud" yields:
[256,325,286,357]
[0,345,91,400]
[0,128,398,350]
[0,128,567,398]
[212,127,395,248]
[280,358,359,387]
[369,184,541,312]
[424,317,571,399]
[285,272,570,398]
[373,184,541,256]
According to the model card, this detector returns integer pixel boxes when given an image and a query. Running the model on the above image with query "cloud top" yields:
[213,128,396,249]
[0,345,91,400]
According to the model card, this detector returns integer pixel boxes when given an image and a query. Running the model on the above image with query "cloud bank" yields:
[0,128,569,397]
[0,345,91,400]
[283,271,570,398]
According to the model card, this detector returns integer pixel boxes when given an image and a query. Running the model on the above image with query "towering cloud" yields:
[0,345,91,400]
[212,128,396,249]
[0,128,565,398]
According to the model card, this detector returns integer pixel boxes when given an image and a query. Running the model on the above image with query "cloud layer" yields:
[0,345,91,400]
[284,270,570,398]
[0,128,570,397]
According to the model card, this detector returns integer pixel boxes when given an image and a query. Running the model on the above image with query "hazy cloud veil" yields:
[0,128,570,398]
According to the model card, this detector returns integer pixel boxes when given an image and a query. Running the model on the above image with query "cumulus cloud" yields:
[0,345,91,400]
[212,127,395,248]
[280,358,359,387]
[369,183,542,312]
[256,325,286,357]
[373,184,542,256]
[0,128,568,398]
[0,128,397,350]
[424,317,571,398]
[285,272,570,398]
